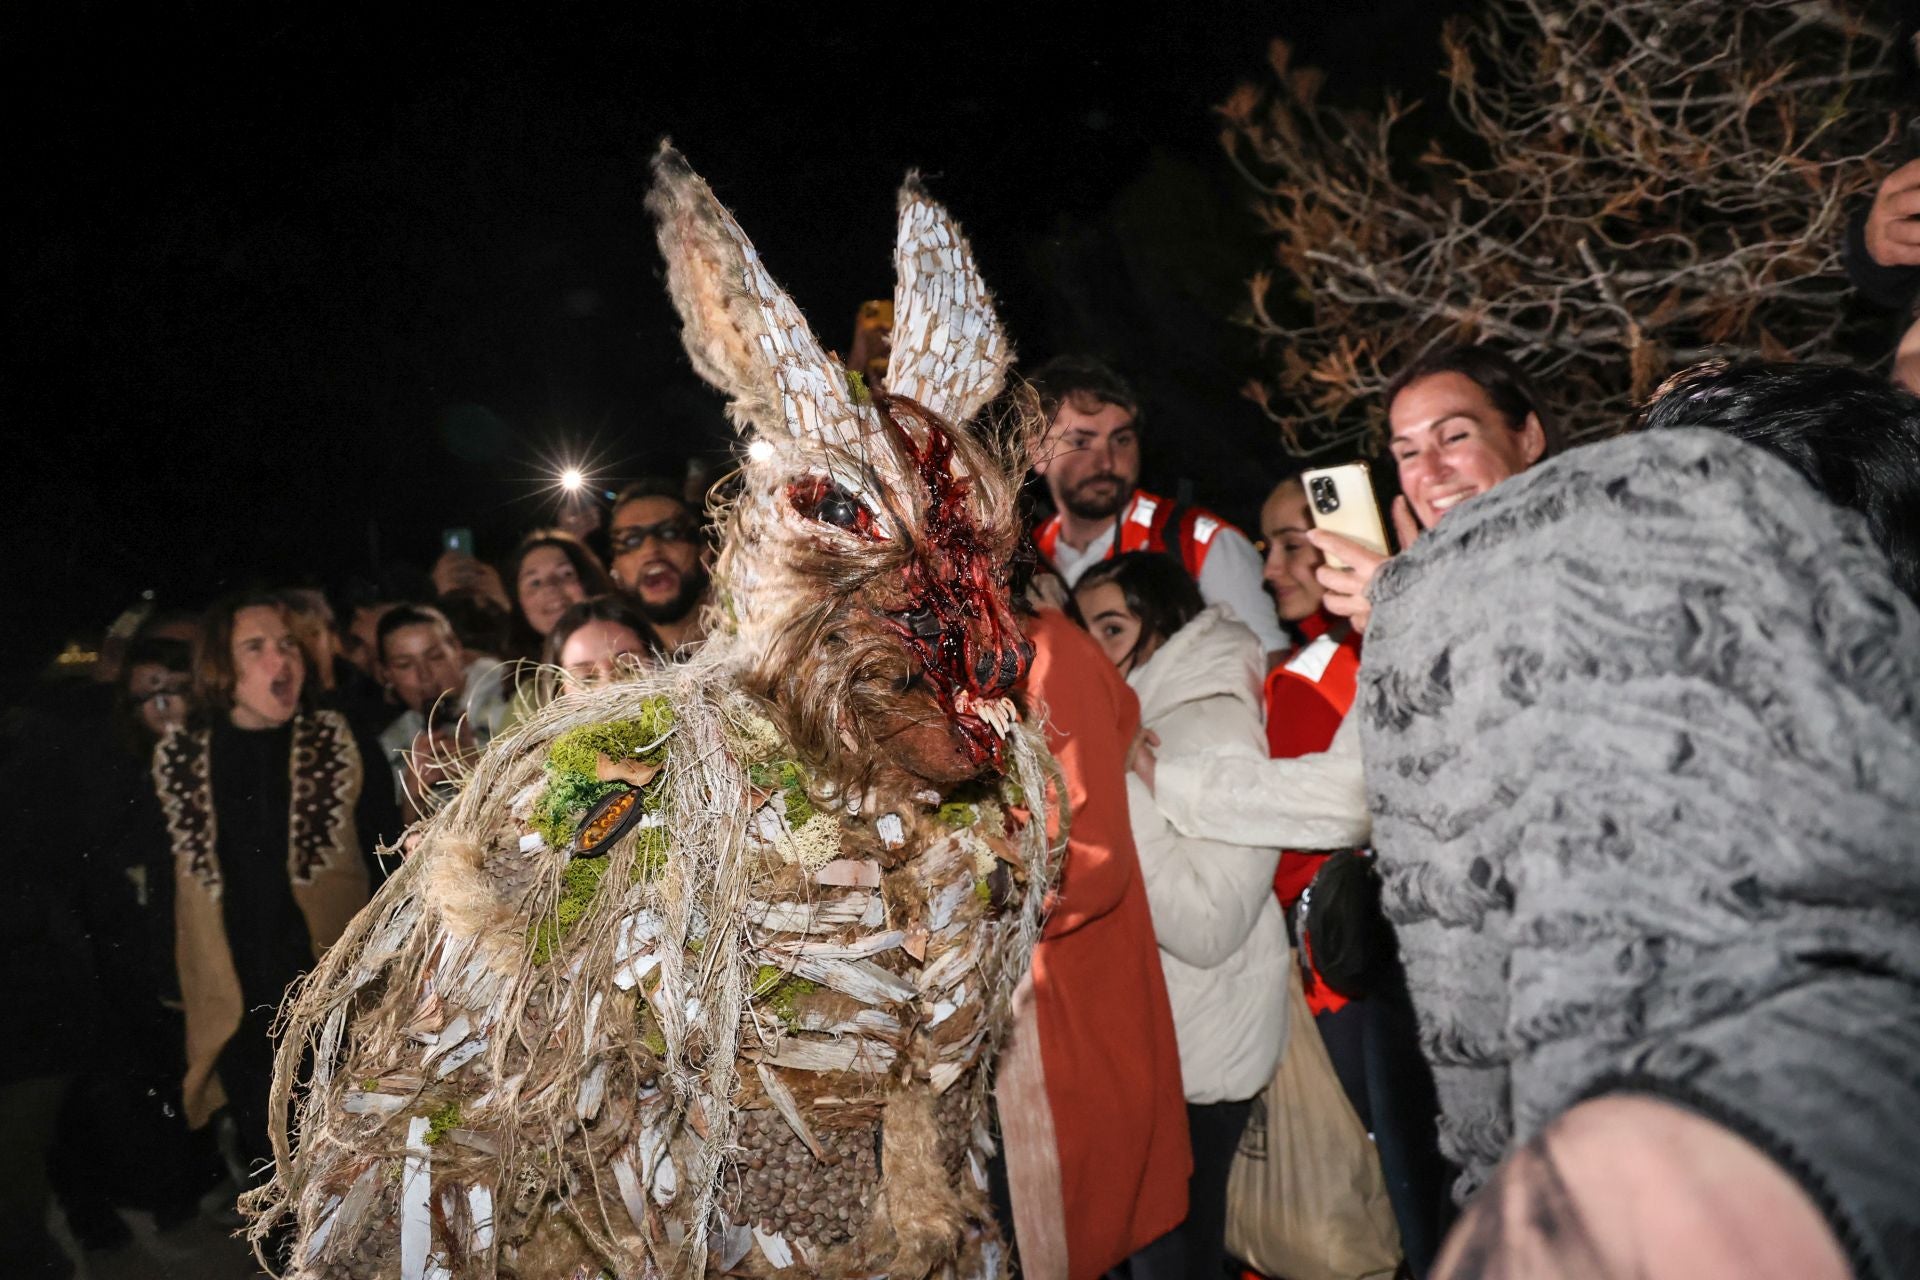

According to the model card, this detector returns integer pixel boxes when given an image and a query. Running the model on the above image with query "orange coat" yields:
[997,607,1190,1279]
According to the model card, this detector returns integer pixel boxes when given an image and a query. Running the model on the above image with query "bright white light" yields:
[560,468,585,492]
[746,438,776,463]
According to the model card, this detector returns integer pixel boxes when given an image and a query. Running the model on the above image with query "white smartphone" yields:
[1299,462,1390,570]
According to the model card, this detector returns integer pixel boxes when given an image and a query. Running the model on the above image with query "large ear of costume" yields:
[884,174,1012,425]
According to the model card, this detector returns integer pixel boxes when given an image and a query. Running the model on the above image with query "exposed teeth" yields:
[952,690,1017,739]
[1430,492,1467,511]
[976,697,1016,739]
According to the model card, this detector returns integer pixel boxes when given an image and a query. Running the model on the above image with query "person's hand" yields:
[402,724,478,817]
[1865,157,1920,268]
[432,551,510,613]
[1306,530,1392,634]
[1128,727,1161,792]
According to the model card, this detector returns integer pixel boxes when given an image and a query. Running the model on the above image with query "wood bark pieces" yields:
[916,933,982,995]
[748,892,882,934]
[765,929,905,962]
[710,1215,754,1272]
[754,1036,897,1074]
[925,875,974,932]
[786,955,917,1004]
[466,1183,494,1255]
[432,1038,487,1079]
[756,1063,827,1160]
[791,1006,903,1041]
[400,1116,433,1280]
[612,1154,651,1237]
[753,1227,794,1269]
[576,1059,608,1121]
[813,859,882,888]
[419,1015,471,1067]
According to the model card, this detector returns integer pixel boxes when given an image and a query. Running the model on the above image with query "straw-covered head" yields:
[647,144,1033,797]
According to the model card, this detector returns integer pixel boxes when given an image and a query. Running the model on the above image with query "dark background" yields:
[7,3,1456,683]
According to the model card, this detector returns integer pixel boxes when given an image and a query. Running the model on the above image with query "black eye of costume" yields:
[816,488,860,529]
[786,476,882,540]
[897,605,945,640]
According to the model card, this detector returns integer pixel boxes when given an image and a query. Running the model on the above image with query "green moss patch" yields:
[749,759,814,827]
[423,1100,462,1146]
[751,964,819,1028]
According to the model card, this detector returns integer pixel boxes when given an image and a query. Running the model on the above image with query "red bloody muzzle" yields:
[888,413,1032,770]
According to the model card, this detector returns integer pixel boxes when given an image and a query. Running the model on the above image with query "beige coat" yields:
[154,710,370,1128]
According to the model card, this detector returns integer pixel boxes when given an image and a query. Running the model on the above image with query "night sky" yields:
[8,3,1451,681]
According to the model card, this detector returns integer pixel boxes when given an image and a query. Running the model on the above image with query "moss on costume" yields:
[548,700,675,779]
[529,771,622,850]
[749,759,814,827]
[529,697,676,849]
[424,1100,462,1146]
[530,854,611,965]
[752,964,819,1028]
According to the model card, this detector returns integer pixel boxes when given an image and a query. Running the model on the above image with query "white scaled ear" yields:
[886,175,1011,427]
[647,142,860,447]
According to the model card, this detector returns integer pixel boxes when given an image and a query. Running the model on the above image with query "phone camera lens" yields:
[1311,477,1340,514]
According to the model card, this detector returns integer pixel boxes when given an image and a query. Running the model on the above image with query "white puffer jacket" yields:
[1126,605,1292,1104]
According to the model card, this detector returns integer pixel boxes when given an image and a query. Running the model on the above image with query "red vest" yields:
[1263,611,1362,1016]
[1035,488,1230,582]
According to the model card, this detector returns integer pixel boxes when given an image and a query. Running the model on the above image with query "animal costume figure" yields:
[243,146,1059,1280]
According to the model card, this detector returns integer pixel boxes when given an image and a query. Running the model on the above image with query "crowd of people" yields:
[7,191,1920,1278]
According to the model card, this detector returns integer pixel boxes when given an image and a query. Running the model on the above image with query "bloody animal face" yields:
[761,394,1033,789]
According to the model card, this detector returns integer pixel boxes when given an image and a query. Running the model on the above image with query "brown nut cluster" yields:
[730,1110,880,1244]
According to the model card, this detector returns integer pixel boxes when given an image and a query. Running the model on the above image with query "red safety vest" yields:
[1034,488,1231,583]
[1263,610,1363,1016]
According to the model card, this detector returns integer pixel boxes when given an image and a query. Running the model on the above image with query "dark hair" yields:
[541,595,666,669]
[612,475,693,516]
[1638,359,1920,601]
[191,591,300,718]
[1074,551,1206,670]
[114,632,194,752]
[504,529,618,655]
[1384,343,1555,449]
[611,476,709,549]
[435,588,512,659]
[1027,355,1142,429]
[375,603,457,665]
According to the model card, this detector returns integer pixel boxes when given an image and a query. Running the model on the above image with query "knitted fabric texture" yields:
[1359,429,1920,1280]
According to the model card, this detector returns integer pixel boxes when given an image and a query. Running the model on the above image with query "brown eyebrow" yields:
[1090,609,1133,623]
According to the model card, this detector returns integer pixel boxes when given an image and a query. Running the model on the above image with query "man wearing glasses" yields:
[606,477,712,656]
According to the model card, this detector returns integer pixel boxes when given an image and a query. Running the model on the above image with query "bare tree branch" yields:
[1222,0,1899,455]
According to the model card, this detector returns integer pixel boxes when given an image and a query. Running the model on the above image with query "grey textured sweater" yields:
[1359,430,1920,1279]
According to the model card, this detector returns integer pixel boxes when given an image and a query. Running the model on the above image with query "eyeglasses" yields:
[610,519,697,553]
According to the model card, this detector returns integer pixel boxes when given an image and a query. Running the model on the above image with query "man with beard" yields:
[1030,357,1285,660]
[607,477,712,656]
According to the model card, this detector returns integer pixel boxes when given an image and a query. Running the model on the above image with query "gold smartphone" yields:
[1300,462,1390,570]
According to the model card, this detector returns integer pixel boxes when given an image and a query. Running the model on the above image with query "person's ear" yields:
[1519,412,1548,467]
